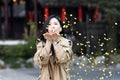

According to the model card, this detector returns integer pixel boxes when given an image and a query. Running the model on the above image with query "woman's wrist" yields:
[46,40,52,44]
[45,40,52,54]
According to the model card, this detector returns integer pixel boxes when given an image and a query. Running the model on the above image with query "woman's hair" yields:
[39,15,64,42]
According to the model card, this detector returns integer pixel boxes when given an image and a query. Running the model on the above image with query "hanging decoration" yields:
[94,7,99,21]
[61,7,66,22]
[78,7,83,22]
[44,6,49,20]
[29,11,34,21]
[13,0,17,4]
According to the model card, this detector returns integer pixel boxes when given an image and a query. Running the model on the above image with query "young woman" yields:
[34,15,73,80]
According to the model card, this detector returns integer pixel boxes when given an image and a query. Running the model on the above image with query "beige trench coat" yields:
[34,37,73,80]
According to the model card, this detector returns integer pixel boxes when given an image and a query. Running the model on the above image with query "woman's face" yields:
[47,18,62,35]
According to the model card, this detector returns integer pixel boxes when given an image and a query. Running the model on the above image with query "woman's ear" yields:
[60,27,62,32]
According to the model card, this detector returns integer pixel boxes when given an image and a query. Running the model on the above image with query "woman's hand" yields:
[52,33,60,41]
[43,33,60,41]
[43,33,53,41]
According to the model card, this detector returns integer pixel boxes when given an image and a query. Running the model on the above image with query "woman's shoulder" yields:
[60,37,71,42]
[36,38,44,47]
[60,37,73,46]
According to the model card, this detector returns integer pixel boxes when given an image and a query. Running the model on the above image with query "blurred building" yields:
[0,0,25,39]
[0,0,107,55]
[0,0,119,55]
[0,0,104,39]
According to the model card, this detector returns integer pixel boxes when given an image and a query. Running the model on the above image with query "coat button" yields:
[50,76,51,79]
[40,56,44,61]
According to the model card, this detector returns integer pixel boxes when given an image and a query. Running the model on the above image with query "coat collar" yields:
[53,36,62,45]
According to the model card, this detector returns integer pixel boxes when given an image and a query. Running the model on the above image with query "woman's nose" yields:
[52,26,55,29]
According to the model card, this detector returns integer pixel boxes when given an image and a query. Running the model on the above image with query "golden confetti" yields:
[100,43,104,47]
[105,52,109,56]
[77,43,79,45]
[101,49,104,51]
[84,36,87,39]
[89,19,91,21]
[94,46,96,48]
[68,21,70,23]
[100,76,104,80]
[86,41,90,44]
[30,46,32,49]
[78,78,83,80]
[111,50,113,53]
[76,62,79,65]
[74,22,77,24]
[70,14,73,16]
[117,72,120,74]
[111,61,114,64]
[79,33,82,36]
[109,71,113,77]
[74,18,77,20]
[98,38,101,41]
[114,48,116,50]
[91,35,94,38]
[115,22,118,25]
[76,31,79,34]
[63,21,65,24]
[65,25,69,28]
[77,72,79,75]
[80,43,84,46]
[104,33,106,36]
[39,21,41,24]
[91,52,94,54]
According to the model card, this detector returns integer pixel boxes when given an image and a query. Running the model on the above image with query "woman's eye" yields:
[48,23,51,25]
[47,24,51,27]
[54,23,58,25]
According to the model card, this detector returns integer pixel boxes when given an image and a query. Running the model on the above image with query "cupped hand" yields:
[52,33,60,41]
[43,33,60,41]
[43,33,53,41]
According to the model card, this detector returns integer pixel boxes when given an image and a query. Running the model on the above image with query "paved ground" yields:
[0,68,38,80]
[70,66,120,80]
[0,65,120,80]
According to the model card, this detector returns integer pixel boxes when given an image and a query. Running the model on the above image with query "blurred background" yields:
[0,0,120,80]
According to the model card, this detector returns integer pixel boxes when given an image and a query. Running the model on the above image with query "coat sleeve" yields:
[53,40,73,64]
[33,41,51,66]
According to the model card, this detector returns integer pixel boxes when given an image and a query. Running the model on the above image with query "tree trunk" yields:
[33,0,37,36]
[3,0,8,39]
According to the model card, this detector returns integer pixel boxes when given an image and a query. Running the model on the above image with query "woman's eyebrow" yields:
[54,22,57,23]
[48,22,51,24]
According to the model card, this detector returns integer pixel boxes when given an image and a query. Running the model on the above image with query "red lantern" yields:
[29,11,34,21]
[94,8,99,21]
[61,7,66,22]
[44,6,49,20]
[78,7,83,22]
